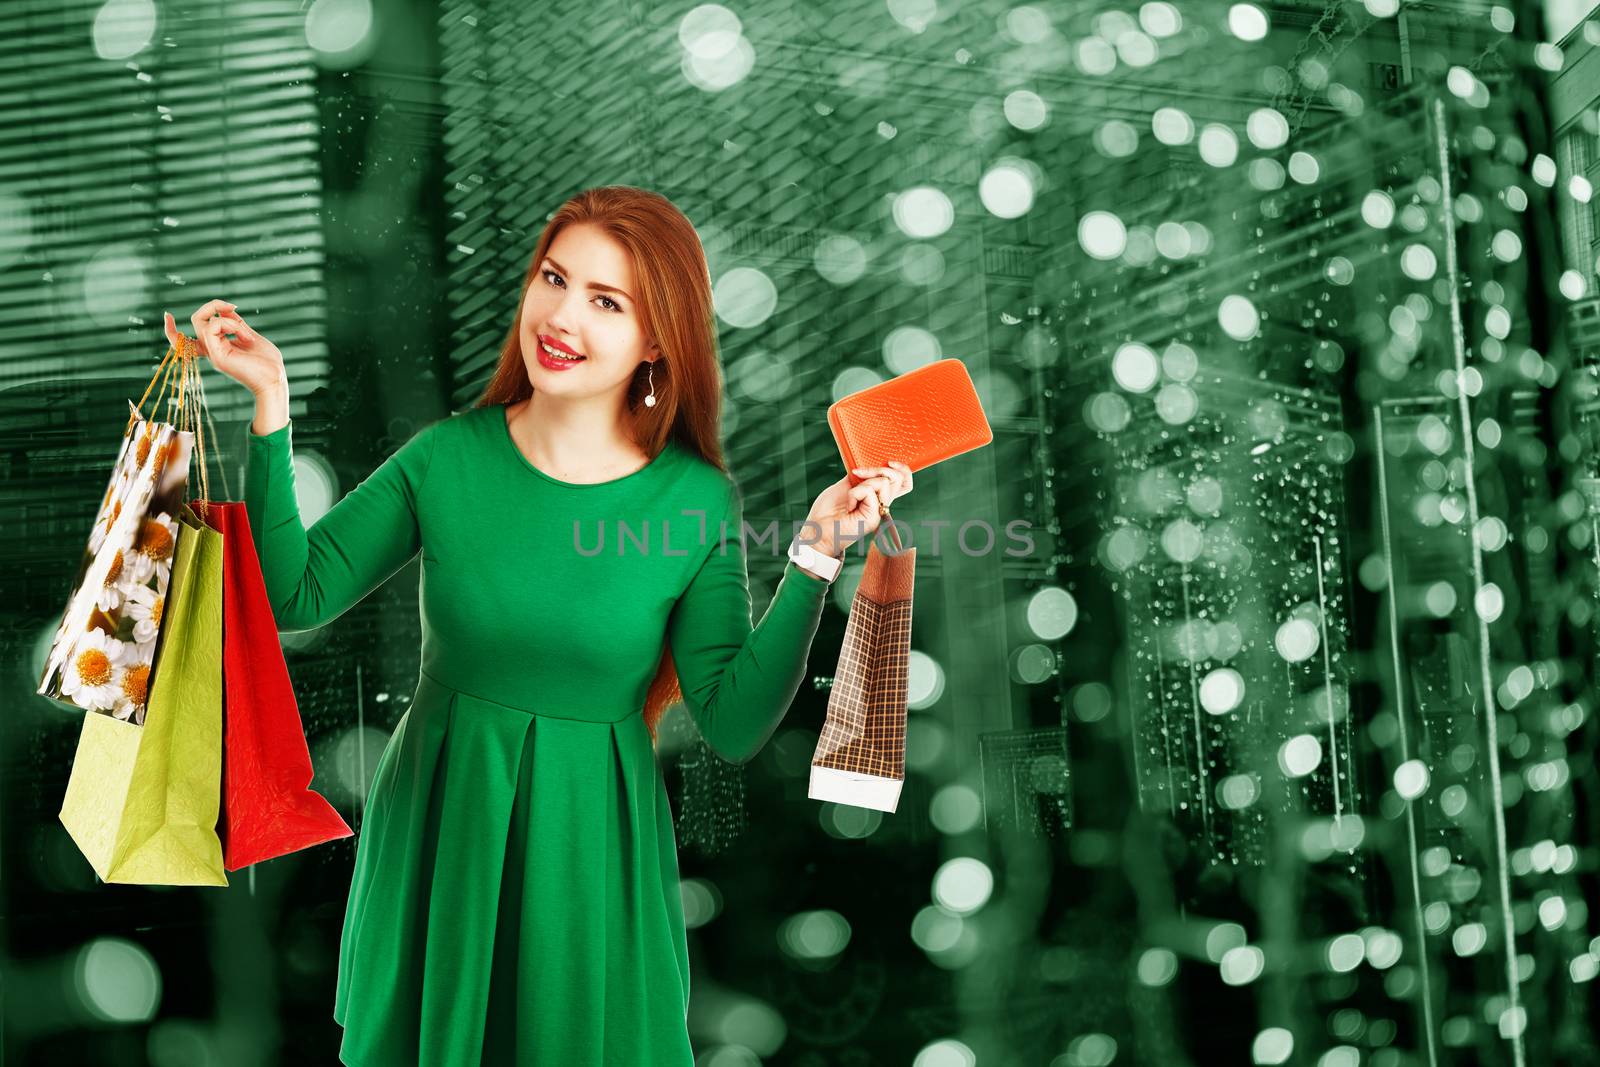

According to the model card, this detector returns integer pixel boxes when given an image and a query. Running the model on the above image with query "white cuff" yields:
[787,537,842,582]
[808,764,903,812]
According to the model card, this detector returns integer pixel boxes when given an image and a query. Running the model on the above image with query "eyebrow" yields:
[545,258,634,303]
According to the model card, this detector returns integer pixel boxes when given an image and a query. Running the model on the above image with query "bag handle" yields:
[130,331,224,522]
[878,503,904,554]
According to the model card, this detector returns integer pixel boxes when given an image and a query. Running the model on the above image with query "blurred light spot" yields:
[1006,6,1054,43]
[888,0,939,34]
[713,267,778,328]
[1057,1033,1118,1066]
[1245,108,1289,150]
[929,784,982,834]
[1423,581,1457,617]
[979,159,1037,219]
[779,909,851,960]
[1220,944,1264,985]
[1072,682,1113,722]
[78,938,160,1022]
[681,31,755,90]
[913,1038,977,1067]
[899,242,946,286]
[678,4,742,58]
[1003,90,1049,130]
[680,877,723,929]
[1136,946,1178,986]
[1252,1028,1294,1064]
[1085,392,1132,433]
[1364,928,1403,968]
[832,365,885,403]
[1227,3,1270,40]
[1278,734,1322,777]
[821,801,882,840]
[1078,210,1128,260]
[893,186,955,238]
[910,906,980,968]
[1273,617,1320,663]
[1154,383,1198,424]
[1111,343,1159,392]
[1401,243,1438,280]
[882,325,941,376]
[305,0,374,57]
[92,0,157,61]
[1452,922,1487,956]
[1161,518,1203,562]
[1026,587,1077,640]
[1199,668,1245,715]
[908,650,944,709]
[1362,190,1396,228]
[1393,759,1430,799]
[1152,107,1195,145]
[1326,933,1365,972]
[1186,476,1223,515]
[729,351,792,403]
[905,717,948,771]
[1205,922,1247,962]
[814,234,869,285]
[933,857,993,915]
[1218,294,1261,340]
[1217,773,1259,810]
[1198,122,1240,167]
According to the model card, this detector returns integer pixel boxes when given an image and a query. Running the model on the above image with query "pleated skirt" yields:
[332,669,695,1066]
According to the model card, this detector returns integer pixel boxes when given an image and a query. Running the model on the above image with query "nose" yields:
[546,288,587,338]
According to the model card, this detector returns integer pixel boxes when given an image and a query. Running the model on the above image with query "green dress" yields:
[242,401,832,1066]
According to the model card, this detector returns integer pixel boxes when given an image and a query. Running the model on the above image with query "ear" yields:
[647,341,663,362]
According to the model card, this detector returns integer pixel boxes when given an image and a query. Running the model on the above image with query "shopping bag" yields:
[58,501,228,885]
[199,500,352,869]
[36,400,194,723]
[808,514,916,813]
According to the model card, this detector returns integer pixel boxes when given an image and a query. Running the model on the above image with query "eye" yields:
[543,269,624,313]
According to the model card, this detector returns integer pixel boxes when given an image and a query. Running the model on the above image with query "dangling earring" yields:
[644,360,658,408]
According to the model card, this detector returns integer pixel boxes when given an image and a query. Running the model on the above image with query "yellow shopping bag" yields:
[58,499,228,886]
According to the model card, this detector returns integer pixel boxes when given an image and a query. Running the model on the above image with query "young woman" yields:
[164,185,913,1065]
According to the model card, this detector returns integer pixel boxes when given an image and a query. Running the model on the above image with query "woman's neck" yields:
[508,395,649,478]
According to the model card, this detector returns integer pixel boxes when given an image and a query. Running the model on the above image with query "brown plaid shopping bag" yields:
[808,513,915,813]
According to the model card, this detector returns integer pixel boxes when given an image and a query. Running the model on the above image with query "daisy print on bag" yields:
[122,582,165,660]
[127,512,177,586]
[60,629,133,714]
[111,661,152,724]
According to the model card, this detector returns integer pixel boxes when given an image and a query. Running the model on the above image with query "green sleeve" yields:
[243,419,438,633]
[666,482,833,764]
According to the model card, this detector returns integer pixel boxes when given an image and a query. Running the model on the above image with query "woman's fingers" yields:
[852,462,914,499]
[189,299,234,334]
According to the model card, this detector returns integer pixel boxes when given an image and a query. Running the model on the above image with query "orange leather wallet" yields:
[828,358,994,484]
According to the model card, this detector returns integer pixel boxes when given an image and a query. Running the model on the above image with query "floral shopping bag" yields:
[36,400,192,723]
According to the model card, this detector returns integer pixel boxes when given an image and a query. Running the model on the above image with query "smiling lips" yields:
[539,334,585,359]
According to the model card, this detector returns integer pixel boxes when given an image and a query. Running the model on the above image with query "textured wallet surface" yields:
[828,358,993,480]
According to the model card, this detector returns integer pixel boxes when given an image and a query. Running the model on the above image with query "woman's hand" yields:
[800,461,914,559]
[164,300,287,397]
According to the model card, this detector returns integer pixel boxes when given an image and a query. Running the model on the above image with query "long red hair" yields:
[472,186,728,746]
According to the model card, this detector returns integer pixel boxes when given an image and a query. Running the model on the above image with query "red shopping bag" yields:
[198,499,352,869]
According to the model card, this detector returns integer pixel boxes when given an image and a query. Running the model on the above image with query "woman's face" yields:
[518,222,659,402]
